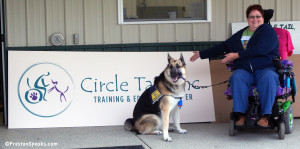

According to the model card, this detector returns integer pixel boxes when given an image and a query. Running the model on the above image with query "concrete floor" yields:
[0,119,300,149]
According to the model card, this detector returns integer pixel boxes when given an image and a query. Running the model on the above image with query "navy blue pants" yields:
[230,68,279,116]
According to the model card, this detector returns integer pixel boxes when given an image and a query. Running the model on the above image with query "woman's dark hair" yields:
[246,4,264,18]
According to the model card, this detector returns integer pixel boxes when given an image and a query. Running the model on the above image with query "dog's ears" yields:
[168,53,186,65]
[180,53,186,66]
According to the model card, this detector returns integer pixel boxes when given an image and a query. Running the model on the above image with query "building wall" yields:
[5,0,300,47]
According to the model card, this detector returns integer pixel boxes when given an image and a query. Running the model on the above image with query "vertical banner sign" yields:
[232,21,300,54]
[8,51,215,128]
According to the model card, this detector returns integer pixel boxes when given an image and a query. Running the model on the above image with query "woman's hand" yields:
[190,51,200,62]
[221,53,239,64]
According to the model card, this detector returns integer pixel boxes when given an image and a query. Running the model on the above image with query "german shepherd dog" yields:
[124,53,187,142]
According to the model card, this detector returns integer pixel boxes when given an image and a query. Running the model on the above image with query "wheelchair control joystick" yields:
[272,57,284,70]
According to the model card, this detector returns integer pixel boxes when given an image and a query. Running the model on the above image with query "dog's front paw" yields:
[164,136,172,142]
[177,129,187,134]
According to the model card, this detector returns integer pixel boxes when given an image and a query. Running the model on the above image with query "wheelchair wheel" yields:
[278,122,285,140]
[229,120,235,136]
[285,105,294,134]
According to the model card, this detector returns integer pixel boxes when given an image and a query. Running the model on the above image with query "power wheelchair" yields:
[224,57,297,140]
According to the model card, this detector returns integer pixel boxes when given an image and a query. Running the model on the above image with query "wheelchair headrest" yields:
[264,9,274,25]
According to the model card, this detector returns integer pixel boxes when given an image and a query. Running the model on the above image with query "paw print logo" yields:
[30,92,38,101]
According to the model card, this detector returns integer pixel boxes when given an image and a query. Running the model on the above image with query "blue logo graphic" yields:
[18,63,74,118]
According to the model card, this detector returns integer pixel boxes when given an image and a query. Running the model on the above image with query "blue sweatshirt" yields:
[200,24,279,72]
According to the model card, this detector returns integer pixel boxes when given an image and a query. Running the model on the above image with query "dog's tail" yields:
[124,118,141,134]
[124,118,135,131]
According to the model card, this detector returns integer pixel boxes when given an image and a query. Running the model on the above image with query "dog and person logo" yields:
[18,62,74,117]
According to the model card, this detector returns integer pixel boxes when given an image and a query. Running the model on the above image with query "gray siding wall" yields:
[5,0,300,47]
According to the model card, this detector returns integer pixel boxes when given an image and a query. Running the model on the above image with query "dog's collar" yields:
[173,96,183,109]
[161,95,184,109]
[170,96,183,100]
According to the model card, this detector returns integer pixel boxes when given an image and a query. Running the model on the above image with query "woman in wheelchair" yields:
[190,4,280,127]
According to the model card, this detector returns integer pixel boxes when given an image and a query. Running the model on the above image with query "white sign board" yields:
[8,51,215,128]
[232,21,300,54]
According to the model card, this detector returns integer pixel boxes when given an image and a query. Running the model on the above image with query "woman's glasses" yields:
[248,15,262,19]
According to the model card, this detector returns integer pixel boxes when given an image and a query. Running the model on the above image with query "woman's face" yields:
[247,10,264,32]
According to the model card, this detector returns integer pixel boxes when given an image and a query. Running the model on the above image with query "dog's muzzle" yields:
[170,68,182,82]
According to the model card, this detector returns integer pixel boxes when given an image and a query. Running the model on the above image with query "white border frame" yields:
[118,0,211,24]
